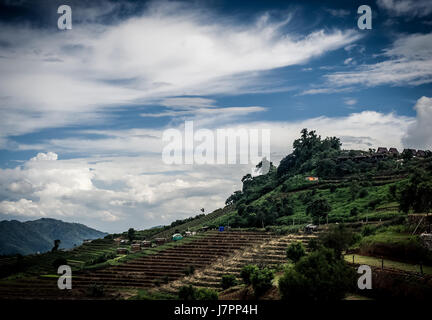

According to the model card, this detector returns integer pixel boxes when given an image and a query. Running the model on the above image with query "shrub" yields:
[350,207,359,216]
[286,242,306,263]
[240,265,259,285]
[279,248,356,301]
[221,274,238,290]
[320,224,356,257]
[359,189,369,198]
[178,285,218,300]
[308,238,321,251]
[250,267,274,297]
[195,288,218,300]
[178,285,196,300]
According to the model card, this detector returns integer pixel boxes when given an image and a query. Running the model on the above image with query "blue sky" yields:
[0,0,431,232]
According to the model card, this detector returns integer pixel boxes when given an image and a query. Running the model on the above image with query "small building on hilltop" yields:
[154,238,166,245]
[416,150,426,157]
[131,243,141,252]
[141,240,152,247]
[403,148,417,155]
[117,248,129,255]
[389,148,399,155]
[376,147,388,154]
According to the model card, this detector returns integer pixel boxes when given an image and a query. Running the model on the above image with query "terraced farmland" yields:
[158,233,317,293]
[0,230,305,299]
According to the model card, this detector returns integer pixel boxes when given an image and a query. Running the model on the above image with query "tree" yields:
[221,274,238,290]
[225,190,243,206]
[316,159,336,178]
[127,228,136,242]
[286,242,306,263]
[399,169,432,213]
[320,224,355,257]
[51,239,61,252]
[306,198,331,222]
[402,149,414,161]
[240,265,259,285]
[250,267,274,297]
[279,247,356,301]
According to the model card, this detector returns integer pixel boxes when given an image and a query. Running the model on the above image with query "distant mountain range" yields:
[0,218,107,255]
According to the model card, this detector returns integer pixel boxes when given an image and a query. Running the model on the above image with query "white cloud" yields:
[322,33,432,88]
[344,98,357,106]
[1,108,418,232]
[0,2,360,144]
[402,96,432,149]
[377,0,432,18]
[344,57,354,65]
[30,152,58,161]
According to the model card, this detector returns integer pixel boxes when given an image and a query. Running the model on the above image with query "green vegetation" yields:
[286,242,306,263]
[221,274,238,290]
[279,247,356,301]
[344,254,432,275]
[240,264,259,285]
[178,285,218,300]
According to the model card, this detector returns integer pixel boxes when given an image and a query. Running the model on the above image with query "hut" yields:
[131,243,141,252]
[117,248,129,255]
[304,224,318,234]
[154,238,166,245]
[141,240,152,248]
[376,147,388,154]
[416,150,426,157]
[388,148,399,155]
[305,176,319,182]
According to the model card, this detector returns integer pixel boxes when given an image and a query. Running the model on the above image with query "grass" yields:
[344,254,432,275]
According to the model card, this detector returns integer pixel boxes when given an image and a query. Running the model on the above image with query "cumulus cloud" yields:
[30,152,58,161]
[0,108,417,232]
[402,96,432,149]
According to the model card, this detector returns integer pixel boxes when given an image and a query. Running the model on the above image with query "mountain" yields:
[0,218,107,255]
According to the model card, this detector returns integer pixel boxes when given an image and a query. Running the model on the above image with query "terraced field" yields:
[0,229,306,299]
[158,233,317,293]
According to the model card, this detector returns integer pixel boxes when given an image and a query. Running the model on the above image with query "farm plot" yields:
[157,233,317,293]
[0,230,278,299]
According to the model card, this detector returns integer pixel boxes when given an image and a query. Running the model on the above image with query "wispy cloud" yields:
[377,0,432,18]
[302,32,432,93]
[0,1,360,145]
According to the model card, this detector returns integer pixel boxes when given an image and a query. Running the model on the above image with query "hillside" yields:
[0,129,431,300]
[0,218,107,255]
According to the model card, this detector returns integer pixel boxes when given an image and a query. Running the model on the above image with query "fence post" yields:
[352,255,355,264]
[381,259,384,270]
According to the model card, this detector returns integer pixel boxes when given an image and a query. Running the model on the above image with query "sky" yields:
[0,0,431,233]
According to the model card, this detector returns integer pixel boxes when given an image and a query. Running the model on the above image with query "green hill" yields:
[163,129,432,233]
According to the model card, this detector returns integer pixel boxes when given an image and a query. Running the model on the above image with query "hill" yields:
[0,218,107,255]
